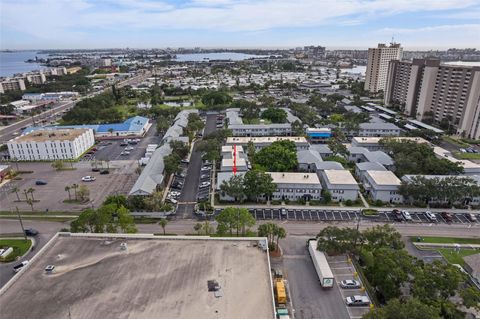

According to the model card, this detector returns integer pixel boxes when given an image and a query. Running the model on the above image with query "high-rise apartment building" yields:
[0,78,26,94]
[385,59,480,139]
[364,43,403,94]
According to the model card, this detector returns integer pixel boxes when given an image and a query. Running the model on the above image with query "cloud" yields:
[379,23,480,34]
[1,0,479,48]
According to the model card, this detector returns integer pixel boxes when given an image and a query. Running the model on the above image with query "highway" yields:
[0,71,151,144]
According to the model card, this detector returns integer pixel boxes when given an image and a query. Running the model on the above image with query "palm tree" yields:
[10,186,20,201]
[65,186,71,200]
[27,188,35,201]
[72,184,79,201]
[108,128,114,136]
[159,219,168,235]
[274,226,287,252]
[23,189,29,201]
[26,198,34,211]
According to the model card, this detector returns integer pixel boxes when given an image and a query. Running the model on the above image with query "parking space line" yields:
[454,214,465,224]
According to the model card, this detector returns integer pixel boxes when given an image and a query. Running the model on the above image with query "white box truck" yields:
[308,240,334,288]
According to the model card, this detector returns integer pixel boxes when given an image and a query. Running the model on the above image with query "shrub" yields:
[345,199,353,206]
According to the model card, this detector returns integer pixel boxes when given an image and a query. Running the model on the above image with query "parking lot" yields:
[81,123,161,162]
[212,208,480,225]
[328,255,371,319]
[275,236,350,319]
[0,161,137,212]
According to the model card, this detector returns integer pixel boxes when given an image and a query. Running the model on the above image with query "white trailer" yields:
[308,240,334,288]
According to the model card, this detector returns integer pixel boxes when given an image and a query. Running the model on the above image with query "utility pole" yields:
[16,207,27,240]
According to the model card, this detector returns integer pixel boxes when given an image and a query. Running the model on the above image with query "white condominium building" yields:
[0,78,26,93]
[364,43,403,94]
[7,128,94,161]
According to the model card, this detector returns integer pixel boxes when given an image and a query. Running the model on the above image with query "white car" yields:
[81,176,96,182]
[13,260,29,273]
[125,146,134,151]
[199,182,211,188]
[120,151,130,155]
[346,295,370,306]
[402,210,412,221]
[425,211,437,222]
[340,279,361,289]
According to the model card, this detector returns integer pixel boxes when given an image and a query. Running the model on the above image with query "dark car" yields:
[35,180,48,185]
[99,170,110,175]
[24,228,39,236]
[120,142,128,146]
[392,209,404,222]
[91,168,100,172]
[441,212,453,222]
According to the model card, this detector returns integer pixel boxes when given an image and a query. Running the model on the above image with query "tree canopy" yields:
[215,207,255,236]
[243,170,276,201]
[261,107,287,123]
[201,90,232,107]
[254,140,298,172]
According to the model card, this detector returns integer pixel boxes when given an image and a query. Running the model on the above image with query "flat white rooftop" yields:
[366,170,401,186]
[227,136,307,144]
[268,172,321,185]
[352,136,429,145]
[323,169,358,185]
[0,234,274,319]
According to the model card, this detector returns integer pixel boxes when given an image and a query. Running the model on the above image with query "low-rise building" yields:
[356,122,401,137]
[363,170,403,203]
[348,147,394,170]
[268,172,322,201]
[351,136,429,151]
[226,136,309,151]
[433,146,480,175]
[355,162,387,183]
[220,145,248,172]
[297,149,323,172]
[7,128,94,161]
[306,127,332,143]
[309,144,333,158]
[229,123,292,137]
[320,169,359,202]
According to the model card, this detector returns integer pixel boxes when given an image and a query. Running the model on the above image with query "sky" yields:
[1,0,479,50]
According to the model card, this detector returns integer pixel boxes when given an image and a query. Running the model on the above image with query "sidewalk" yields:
[414,242,480,249]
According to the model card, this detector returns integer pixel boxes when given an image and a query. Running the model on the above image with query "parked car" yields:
[99,170,110,175]
[201,167,210,172]
[175,173,186,178]
[91,167,100,172]
[81,176,96,182]
[181,159,189,164]
[441,212,453,222]
[402,210,413,221]
[425,211,438,222]
[199,182,211,188]
[392,209,404,222]
[166,198,178,204]
[346,295,370,306]
[24,228,38,236]
[340,279,361,289]
[35,180,48,185]
[466,213,478,222]
[120,142,128,146]
[13,260,29,273]
[200,174,210,179]
[125,146,134,151]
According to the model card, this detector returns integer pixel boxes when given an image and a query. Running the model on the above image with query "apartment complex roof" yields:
[323,169,358,185]
[268,172,321,185]
[11,128,91,143]
[366,170,401,186]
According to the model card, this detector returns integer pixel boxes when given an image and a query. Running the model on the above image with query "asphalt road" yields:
[177,113,217,217]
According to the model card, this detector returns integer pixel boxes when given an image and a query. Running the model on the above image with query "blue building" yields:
[23,116,151,138]
[306,127,332,143]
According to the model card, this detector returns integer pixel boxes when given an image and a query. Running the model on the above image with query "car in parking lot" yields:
[81,176,96,182]
[166,198,178,204]
[120,151,130,156]
[197,194,209,201]
[181,159,189,164]
[201,167,210,172]
[200,174,210,179]
[401,210,412,221]
[120,142,128,146]
[125,146,134,151]
[441,212,453,222]
[345,295,370,306]
[35,180,48,185]
[425,211,437,222]
[392,209,403,221]
[199,181,211,188]
[465,213,478,222]
[99,170,110,175]
[340,279,361,289]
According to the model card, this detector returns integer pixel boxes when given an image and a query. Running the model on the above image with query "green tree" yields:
[77,185,90,202]
[362,298,441,319]
[291,120,304,135]
[170,140,189,159]
[328,138,349,157]
[201,90,232,107]
[246,140,256,164]
[322,190,332,204]
[26,198,34,211]
[261,107,287,123]
[232,99,259,120]
[243,170,276,202]
[0,103,15,115]
[193,223,203,235]
[254,140,298,172]
[220,174,245,202]
[460,287,480,310]
[316,226,361,254]
[51,160,65,171]
[71,183,79,201]
[104,194,128,207]
[164,153,181,176]
[159,219,168,235]
[362,224,404,251]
